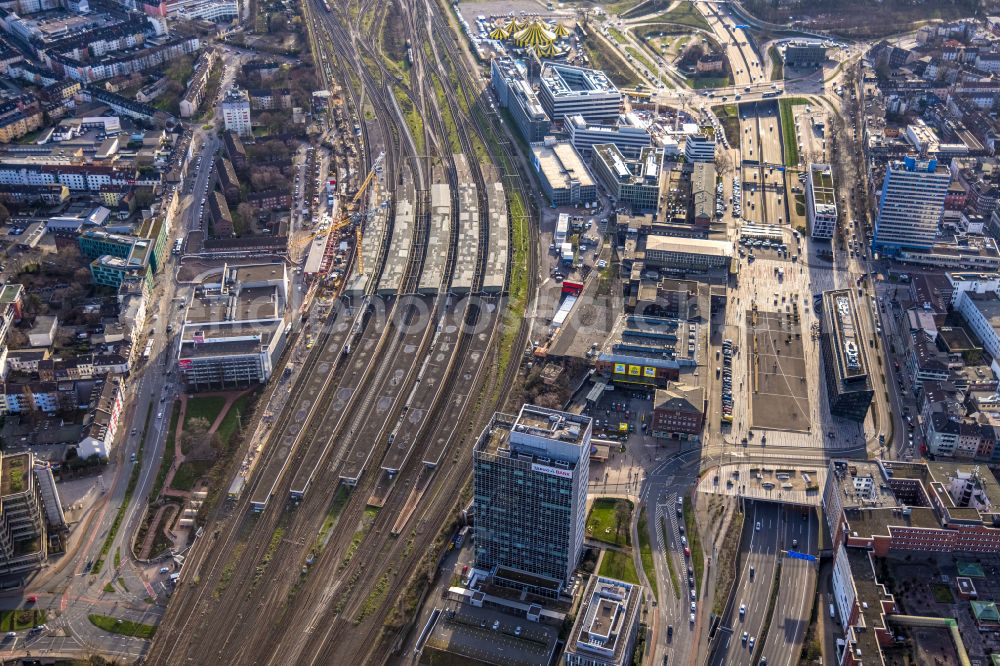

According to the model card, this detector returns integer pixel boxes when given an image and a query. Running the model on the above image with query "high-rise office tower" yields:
[473,405,592,596]
[873,155,950,252]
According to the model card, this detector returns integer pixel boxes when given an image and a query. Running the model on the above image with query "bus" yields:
[143,340,153,360]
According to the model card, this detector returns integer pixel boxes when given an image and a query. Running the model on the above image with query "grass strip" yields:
[637,507,658,601]
[768,45,783,81]
[149,402,180,501]
[88,614,156,640]
[778,97,808,166]
[712,511,744,615]
[683,496,703,594]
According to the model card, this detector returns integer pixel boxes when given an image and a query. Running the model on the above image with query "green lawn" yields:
[637,508,658,600]
[171,459,213,492]
[583,39,641,88]
[184,396,227,429]
[683,496,703,593]
[216,394,250,447]
[778,97,808,166]
[587,498,633,547]
[88,614,157,639]
[0,610,45,631]
[652,3,711,31]
[599,549,640,584]
[688,75,732,90]
[712,104,741,146]
[768,45,783,81]
[932,584,955,604]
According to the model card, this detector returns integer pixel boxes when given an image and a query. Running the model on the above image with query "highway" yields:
[759,507,819,666]
[708,501,781,666]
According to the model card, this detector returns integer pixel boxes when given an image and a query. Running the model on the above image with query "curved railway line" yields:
[145,0,538,663]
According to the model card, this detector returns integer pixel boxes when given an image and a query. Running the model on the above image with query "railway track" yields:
[144,0,421,661]
[146,0,535,661]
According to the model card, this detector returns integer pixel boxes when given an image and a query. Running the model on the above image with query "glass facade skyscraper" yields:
[873,155,950,252]
[473,405,591,594]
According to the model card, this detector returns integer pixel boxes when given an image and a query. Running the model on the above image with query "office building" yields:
[806,163,838,239]
[565,113,650,158]
[490,57,551,143]
[683,130,716,163]
[222,87,252,137]
[784,40,827,67]
[590,144,662,212]
[473,405,592,596]
[954,290,1000,361]
[538,63,621,123]
[531,140,596,206]
[563,576,643,666]
[178,264,289,390]
[873,156,950,252]
[820,290,874,421]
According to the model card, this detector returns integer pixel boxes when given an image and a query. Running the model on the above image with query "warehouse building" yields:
[806,163,838,239]
[531,139,596,206]
[820,290,874,421]
[590,144,663,212]
[538,63,622,123]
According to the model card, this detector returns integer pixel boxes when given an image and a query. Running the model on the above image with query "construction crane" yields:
[350,151,384,209]
[349,152,385,275]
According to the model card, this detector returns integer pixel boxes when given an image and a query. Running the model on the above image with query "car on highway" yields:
[748,636,755,649]
[756,521,761,531]
[742,631,748,644]
[689,613,696,624]
[739,603,746,618]
[684,546,690,557]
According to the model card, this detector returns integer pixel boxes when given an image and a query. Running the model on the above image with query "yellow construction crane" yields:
[350,152,385,209]
[355,225,364,274]
[349,152,384,275]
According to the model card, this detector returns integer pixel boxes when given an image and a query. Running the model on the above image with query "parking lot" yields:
[746,309,809,431]
[422,604,559,666]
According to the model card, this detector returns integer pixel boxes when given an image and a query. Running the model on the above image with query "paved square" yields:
[746,309,810,431]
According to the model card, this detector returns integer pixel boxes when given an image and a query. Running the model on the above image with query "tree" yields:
[614,502,631,546]
[0,203,9,225]
[235,203,254,235]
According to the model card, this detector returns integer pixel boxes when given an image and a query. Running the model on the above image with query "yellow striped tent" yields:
[489,24,510,40]
[514,20,556,47]
[553,22,572,39]
[534,41,558,58]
